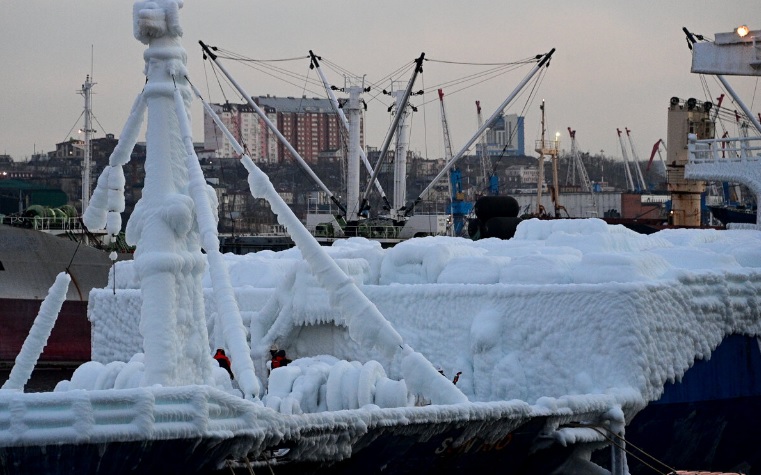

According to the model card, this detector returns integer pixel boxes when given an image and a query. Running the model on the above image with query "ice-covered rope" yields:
[192,82,466,404]
[83,93,147,235]
[1,272,71,391]
[172,85,260,400]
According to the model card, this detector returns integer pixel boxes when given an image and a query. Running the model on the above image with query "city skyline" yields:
[1,1,758,165]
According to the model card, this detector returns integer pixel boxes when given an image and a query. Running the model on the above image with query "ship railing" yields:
[0,215,84,232]
[0,385,259,446]
[688,133,761,164]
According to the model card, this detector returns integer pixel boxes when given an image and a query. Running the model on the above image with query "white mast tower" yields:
[344,76,366,221]
[78,74,96,214]
[391,82,413,220]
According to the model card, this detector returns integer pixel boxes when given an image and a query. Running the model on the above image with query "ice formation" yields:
[85,220,761,413]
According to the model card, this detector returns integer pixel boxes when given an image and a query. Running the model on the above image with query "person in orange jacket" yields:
[271,349,291,369]
[213,348,234,379]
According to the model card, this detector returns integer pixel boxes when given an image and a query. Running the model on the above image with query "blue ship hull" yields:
[624,334,761,474]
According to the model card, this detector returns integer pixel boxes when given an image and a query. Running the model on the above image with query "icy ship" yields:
[3,3,761,474]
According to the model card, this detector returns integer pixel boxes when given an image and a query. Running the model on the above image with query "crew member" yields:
[271,349,291,369]
[213,348,234,379]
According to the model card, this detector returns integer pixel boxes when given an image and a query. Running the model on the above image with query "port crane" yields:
[624,128,649,192]
[647,139,667,173]
[439,89,472,235]
[476,101,499,195]
[616,128,637,192]
[567,128,598,216]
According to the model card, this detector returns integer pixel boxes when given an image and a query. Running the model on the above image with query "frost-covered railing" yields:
[688,134,761,164]
[0,215,84,232]
[0,385,259,447]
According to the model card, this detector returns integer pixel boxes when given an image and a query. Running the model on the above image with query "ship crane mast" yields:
[534,100,562,216]
[406,48,556,217]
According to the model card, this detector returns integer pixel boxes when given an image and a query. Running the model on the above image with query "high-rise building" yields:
[203,96,359,164]
[480,113,525,157]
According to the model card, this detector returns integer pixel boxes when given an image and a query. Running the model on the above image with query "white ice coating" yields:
[193,85,463,404]
[88,220,761,411]
[83,94,146,235]
[240,155,467,405]
[172,87,259,399]
[1,272,71,391]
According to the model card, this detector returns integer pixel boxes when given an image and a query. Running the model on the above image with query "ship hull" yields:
[708,205,757,225]
[624,334,761,474]
[0,224,112,364]
[0,298,90,362]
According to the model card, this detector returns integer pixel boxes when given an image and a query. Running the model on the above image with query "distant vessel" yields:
[707,203,757,225]
[0,224,111,363]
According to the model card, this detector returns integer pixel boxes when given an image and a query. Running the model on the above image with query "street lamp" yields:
[737,25,750,38]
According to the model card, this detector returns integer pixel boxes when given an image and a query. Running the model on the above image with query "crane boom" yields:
[568,128,598,216]
[476,101,490,188]
[625,128,649,192]
[439,89,454,162]
[647,139,667,172]
[406,48,555,216]
[439,89,471,235]
[616,128,636,191]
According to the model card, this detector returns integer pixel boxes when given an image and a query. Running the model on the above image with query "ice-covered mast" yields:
[308,51,390,210]
[684,27,761,135]
[404,48,555,217]
[85,0,260,399]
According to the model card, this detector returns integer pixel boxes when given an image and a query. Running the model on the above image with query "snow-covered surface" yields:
[90,220,761,413]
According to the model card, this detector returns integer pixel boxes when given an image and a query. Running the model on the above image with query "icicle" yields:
[83,93,146,232]
[2,272,71,391]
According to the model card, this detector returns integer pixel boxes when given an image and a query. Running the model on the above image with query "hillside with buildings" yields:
[0,93,661,234]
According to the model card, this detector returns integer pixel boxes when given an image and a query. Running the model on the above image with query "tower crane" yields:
[567,128,598,217]
[624,128,649,192]
[439,89,472,235]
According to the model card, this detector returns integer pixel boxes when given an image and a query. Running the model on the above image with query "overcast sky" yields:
[1,1,758,165]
